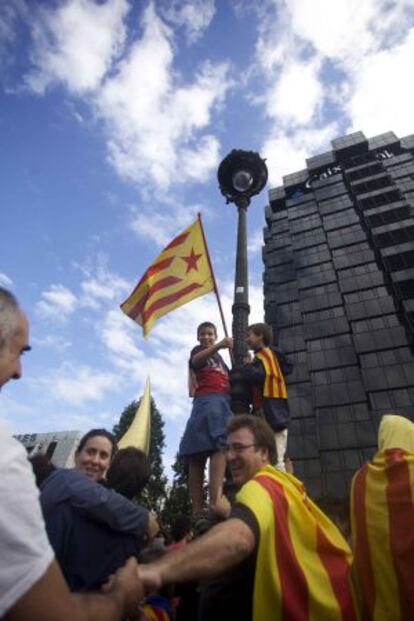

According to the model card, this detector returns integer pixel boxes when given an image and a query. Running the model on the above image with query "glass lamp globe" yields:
[232,170,253,193]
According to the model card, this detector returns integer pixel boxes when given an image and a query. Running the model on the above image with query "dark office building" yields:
[263,130,414,499]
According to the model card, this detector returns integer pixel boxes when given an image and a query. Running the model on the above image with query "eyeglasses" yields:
[224,443,257,454]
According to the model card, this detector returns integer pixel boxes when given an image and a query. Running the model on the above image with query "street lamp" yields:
[217,149,268,412]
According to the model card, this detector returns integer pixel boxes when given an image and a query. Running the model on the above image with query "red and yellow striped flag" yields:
[351,447,414,621]
[237,465,359,621]
[121,218,214,336]
[255,347,288,399]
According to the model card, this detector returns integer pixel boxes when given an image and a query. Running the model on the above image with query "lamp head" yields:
[217,149,268,206]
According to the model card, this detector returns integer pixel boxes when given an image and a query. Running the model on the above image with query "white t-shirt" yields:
[0,421,54,616]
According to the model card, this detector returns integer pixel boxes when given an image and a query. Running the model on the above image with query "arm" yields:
[274,347,293,376]
[191,337,233,368]
[139,517,255,589]
[4,558,141,621]
[241,358,265,387]
[0,437,140,621]
[65,472,149,537]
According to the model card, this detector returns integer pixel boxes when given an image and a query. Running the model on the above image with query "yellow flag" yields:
[118,377,151,454]
[121,217,214,336]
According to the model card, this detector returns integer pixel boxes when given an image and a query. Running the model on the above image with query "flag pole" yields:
[198,213,228,336]
[198,213,235,364]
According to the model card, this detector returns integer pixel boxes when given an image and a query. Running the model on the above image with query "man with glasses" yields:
[140,415,358,621]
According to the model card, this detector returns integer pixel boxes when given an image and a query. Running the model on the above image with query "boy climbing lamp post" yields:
[217,149,268,413]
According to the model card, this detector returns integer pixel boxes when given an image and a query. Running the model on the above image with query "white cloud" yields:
[24,0,129,94]
[69,255,131,309]
[97,2,230,191]
[264,57,323,126]
[159,0,216,43]
[82,279,119,302]
[0,394,34,423]
[127,191,216,246]
[284,0,376,63]
[8,0,231,219]
[247,228,264,254]
[263,123,339,186]
[0,2,18,46]
[129,210,176,247]
[285,0,414,66]
[347,29,414,137]
[81,268,130,308]
[36,284,77,321]
[179,134,221,182]
[31,334,72,351]
[99,305,191,421]
[35,362,121,406]
[251,0,414,183]
[128,202,200,246]
[254,0,413,71]
[42,409,117,433]
[0,273,13,287]
[101,308,145,361]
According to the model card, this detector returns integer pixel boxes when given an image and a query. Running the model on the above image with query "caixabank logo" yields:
[287,146,407,200]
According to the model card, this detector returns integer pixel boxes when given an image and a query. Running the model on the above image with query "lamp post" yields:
[217,149,268,412]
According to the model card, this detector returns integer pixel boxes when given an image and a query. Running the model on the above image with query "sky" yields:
[1,0,414,475]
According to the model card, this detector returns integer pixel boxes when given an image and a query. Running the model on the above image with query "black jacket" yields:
[242,345,293,431]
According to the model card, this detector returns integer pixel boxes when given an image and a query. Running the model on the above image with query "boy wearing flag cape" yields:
[242,322,293,471]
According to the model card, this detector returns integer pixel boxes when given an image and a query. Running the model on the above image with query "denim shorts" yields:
[178,393,233,457]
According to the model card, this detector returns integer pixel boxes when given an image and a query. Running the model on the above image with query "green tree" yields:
[162,454,192,530]
[113,397,168,515]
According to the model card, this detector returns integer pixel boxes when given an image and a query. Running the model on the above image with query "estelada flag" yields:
[121,217,214,336]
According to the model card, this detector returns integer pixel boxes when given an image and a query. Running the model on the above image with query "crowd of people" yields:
[1,286,413,620]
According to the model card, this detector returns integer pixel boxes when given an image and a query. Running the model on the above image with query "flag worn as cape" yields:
[237,464,359,621]
[118,377,151,454]
[351,415,414,621]
[255,347,288,399]
[121,218,214,336]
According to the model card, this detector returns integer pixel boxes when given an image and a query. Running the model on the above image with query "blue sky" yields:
[1,0,414,474]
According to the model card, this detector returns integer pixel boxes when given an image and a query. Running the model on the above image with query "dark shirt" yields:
[242,345,293,431]
[242,345,293,389]
[198,504,259,621]
[40,469,148,591]
[190,345,230,395]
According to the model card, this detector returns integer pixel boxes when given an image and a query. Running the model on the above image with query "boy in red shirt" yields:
[179,322,233,517]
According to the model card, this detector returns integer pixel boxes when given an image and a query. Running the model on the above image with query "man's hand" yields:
[243,353,253,364]
[5,558,142,621]
[104,557,142,619]
[138,565,162,596]
[219,337,233,350]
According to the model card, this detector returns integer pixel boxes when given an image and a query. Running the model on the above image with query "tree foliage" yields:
[113,397,168,514]
[162,453,191,530]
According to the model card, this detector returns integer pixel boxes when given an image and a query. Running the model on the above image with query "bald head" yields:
[0,288,30,388]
